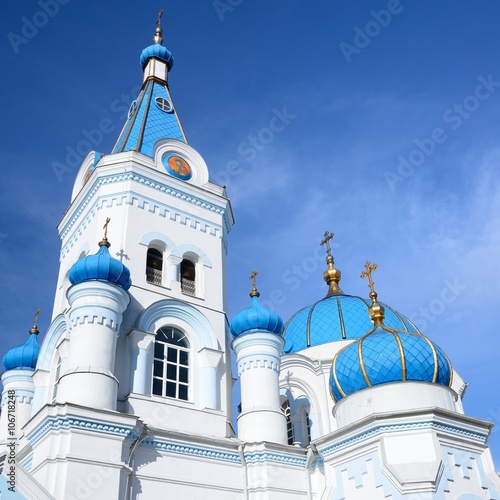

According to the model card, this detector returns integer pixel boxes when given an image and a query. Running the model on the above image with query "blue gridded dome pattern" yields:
[112,80,186,157]
[69,245,132,290]
[283,294,419,353]
[231,295,284,337]
[330,327,452,401]
[3,333,40,371]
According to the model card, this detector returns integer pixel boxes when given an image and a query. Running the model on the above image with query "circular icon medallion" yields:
[164,155,193,181]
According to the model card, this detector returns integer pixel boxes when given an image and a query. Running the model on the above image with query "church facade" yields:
[1,21,499,500]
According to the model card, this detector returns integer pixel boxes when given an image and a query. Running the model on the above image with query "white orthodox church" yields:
[1,20,499,500]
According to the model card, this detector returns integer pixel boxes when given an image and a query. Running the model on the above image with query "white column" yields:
[127,329,156,395]
[0,370,35,444]
[198,347,223,410]
[31,369,49,416]
[58,281,130,411]
[232,332,287,444]
[167,255,182,293]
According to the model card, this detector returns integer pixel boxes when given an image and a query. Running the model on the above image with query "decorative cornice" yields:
[60,171,231,258]
[142,439,308,468]
[143,439,241,463]
[1,391,34,407]
[237,357,281,375]
[69,314,119,332]
[319,420,489,458]
[26,415,139,447]
[244,450,307,467]
[20,455,33,471]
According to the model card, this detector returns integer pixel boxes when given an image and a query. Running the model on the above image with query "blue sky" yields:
[1,1,500,464]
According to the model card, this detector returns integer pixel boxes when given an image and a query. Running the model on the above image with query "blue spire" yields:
[3,321,41,371]
[112,18,186,157]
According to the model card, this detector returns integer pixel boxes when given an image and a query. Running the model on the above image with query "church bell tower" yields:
[21,14,234,498]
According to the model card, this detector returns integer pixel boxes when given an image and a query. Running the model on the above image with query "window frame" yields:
[152,326,190,401]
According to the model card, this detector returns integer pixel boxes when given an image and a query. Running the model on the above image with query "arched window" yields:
[180,259,195,295]
[281,400,294,445]
[152,326,189,401]
[146,248,163,285]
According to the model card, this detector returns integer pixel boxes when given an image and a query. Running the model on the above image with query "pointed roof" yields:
[112,20,187,157]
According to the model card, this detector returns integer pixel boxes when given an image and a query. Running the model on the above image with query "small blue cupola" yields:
[112,14,187,157]
[230,272,284,337]
[140,27,174,70]
[69,218,132,290]
[329,262,452,401]
[3,313,41,371]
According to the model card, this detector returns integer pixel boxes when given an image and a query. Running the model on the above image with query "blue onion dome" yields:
[3,321,41,371]
[69,224,131,291]
[329,271,452,401]
[231,277,284,337]
[140,26,174,70]
[283,240,420,353]
[284,295,420,353]
[329,326,452,401]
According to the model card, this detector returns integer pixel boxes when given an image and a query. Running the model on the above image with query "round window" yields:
[128,100,137,119]
[155,97,173,112]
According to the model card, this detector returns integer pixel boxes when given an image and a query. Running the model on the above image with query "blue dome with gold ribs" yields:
[329,326,452,401]
[69,242,131,291]
[3,327,40,371]
[231,293,284,337]
[283,294,419,354]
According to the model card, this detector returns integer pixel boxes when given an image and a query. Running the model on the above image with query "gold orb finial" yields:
[30,308,40,335]
[249,270,260,297]
[99,217,111,248]
[320,231,343,296]
[360,261,385,326]
[153,9,164,44]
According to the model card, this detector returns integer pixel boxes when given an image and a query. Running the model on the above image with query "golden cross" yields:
[249,270,259,288]
[33,308,40,328]
[360,261,378,294]
[156,9,164,27]
[103,217,111,239]
[320,231,334,256]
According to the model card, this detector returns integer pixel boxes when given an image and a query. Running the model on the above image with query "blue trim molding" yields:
[60,171,231,252]
[26,416,139,447]
[320,420,489,458]
[143,439,240,463]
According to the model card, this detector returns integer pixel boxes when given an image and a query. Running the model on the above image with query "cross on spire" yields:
[250,270,258,287]
[360,261,378,295]
[103,217,110,239]
[156,9,164,27]
[249,270,260,297]
[320,231,334,257]
[99,217,111,248]
[33,308,40,328]
[30,308,40,334]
